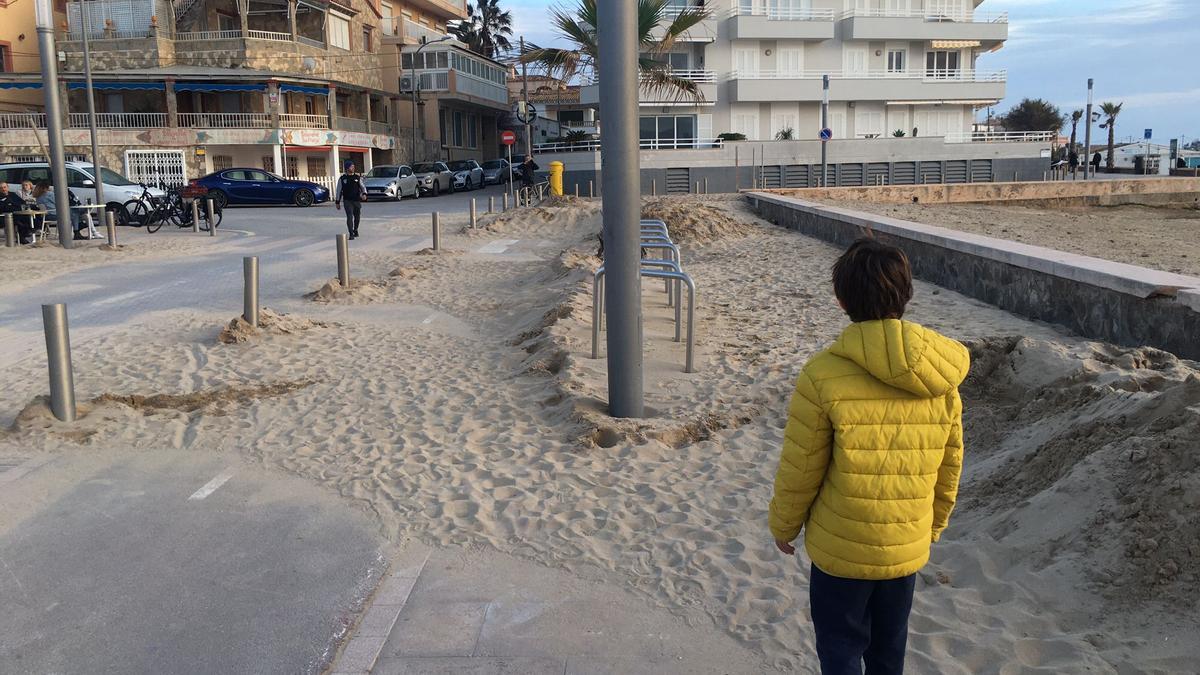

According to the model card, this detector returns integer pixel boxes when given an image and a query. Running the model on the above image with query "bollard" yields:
[694,181,700,194]
[470,198,477,229]
[191,199,200,233]
[503,192,509,211]
[5,213,14,247]
[488,195,494,214]
[432,212,441,251]
[336,233,350,286]
[106,210,117,247]
[41,303,77,422]
[704,177,709,194]
[206,199,216,237]
[243,256,259,327]
[574,183,580,198]
[588,180,594,198]
[651,179,656,196]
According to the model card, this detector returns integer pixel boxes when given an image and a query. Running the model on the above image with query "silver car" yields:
[363,165,420,201]
[480,159,513,185]
[412,162,455,197]
[448,160,485,191]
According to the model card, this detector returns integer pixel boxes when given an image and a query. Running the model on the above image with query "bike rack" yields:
[592,265,696,373]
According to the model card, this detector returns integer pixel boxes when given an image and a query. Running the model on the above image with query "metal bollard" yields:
[574,183,579,198]
[5,213,14,247]
[651,179,656,196]
[243,256,259,327]
[41,303,77,422]
[588,180,594,198]
[432,212,441,251]
[704,177,709,194]
[488,196,494,214]
[106,210,117,247]
[694,181,700,194]
[336,233,350,286]
[470,198,477,229]
[206,199,216,237]
[191,199,200,233]
[502,192,509,211]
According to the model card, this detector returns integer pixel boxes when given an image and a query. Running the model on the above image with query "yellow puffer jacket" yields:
[769,319,969,580]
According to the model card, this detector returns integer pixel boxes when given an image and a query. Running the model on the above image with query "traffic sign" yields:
[819,128,833,141]
[1144,128,1153,140]
[513,101,538,124]
[500,130,517,146]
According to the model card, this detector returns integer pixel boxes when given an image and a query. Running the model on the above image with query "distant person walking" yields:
[1092,152,1103,174]
[1069,149,1080,174]
[520,156,539,189]
[335,162,367,240]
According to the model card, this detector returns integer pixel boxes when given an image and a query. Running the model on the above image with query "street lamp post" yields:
[411,35,452,163]
[35,0,72,248]
[1083,78,1094,179]
[80,4,104,209]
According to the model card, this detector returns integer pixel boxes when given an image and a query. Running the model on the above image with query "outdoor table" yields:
[12,210,46,243]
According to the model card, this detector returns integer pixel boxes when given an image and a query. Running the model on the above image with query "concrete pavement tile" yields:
[374,574,419,605]
[372,656,565,675]
[390,542,434,579]
[565,656,735,675]
[381,601,490,657]
[336,636,388,673]
[475,600,676,661]
[356,603,406,638]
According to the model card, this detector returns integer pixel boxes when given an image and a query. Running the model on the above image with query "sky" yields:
[504,0,1200,145]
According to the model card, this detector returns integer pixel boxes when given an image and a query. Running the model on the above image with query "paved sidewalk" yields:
[332,544,765,675]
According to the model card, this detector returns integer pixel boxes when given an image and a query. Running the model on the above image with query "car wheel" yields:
[293,188,315,207]
[106,203,129,227]
[448,179,455,194]
[432,182,440,197]
[207,189,229,210]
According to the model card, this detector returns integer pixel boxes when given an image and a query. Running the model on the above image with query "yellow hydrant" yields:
[549,161,564,196]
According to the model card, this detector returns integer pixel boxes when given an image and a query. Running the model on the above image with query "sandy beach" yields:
[2,195,1197,672]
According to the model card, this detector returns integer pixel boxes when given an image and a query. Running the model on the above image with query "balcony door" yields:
[767,0,812,18]
[926,0,967,20]
[777,48,804,76]
[843,47,868,76]
[733,46,760,75]
[886,46,907,74]
[925,50,961,78]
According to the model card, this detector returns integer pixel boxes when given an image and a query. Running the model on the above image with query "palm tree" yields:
[520,0,713,103]
[1068,109,1082,153]
[451,0,513,59]
[1099,101,1123,171]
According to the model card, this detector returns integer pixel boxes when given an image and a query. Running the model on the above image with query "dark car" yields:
[192,168,330,208]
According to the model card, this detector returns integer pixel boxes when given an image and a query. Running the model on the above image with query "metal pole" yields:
[704,177,708,194]
[574,183,579,198]
[588,180,594,198]
[651,178,656,196]
[470,198,477,229]
[1083,78,1094,180]
[41,303,77,422]
[4,214,13,247]
[80,6,104,210]
[105,210,116,247]
[206,199,216,236]
[243,256,259,327]
[502,192,509,211]
[735,145,739,191]
[488,195,494,214]
[597,0,643,417]
[191,199,200,232]
[431,212,440,250]
[336,233,350,286]
[821,74,830,188]
[751,146,757,189]
[35,0,72,249]
[521,36,533,159]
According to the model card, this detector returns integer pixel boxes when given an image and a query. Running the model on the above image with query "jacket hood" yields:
[829,319,970,398]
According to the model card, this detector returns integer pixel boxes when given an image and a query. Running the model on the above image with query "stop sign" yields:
[501,130,517,146]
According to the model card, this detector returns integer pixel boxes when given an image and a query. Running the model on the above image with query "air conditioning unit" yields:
[400,75,415,92]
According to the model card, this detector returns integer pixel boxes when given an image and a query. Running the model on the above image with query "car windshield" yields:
[447,161,473,171]
[412,163,439,174]
[481,160,505,170]
[88,166,137,186]
[367,166,400,178]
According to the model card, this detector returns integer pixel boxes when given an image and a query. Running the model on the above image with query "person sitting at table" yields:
[32,181,87,240]
[0,181,34,244]
[19,179,36,203]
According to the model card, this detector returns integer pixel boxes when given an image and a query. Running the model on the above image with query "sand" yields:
[816,200,1200,277]
[1,195,1197,672]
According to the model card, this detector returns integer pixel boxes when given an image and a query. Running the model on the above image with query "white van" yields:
[0,161,166,225]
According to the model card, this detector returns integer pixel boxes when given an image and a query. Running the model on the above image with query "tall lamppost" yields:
[35,0,72,248]
[410,34,453,163]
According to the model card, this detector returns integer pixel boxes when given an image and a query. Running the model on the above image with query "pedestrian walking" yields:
[335,162,367,240]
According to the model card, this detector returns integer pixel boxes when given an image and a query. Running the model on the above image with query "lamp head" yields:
[34,0,54,29]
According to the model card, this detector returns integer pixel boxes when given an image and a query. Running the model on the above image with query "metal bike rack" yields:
[592,266,696,373]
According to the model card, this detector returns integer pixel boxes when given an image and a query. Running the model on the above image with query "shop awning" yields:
[174,83,267,92]
[280,84,330,95]
[67,81,165,91]
[0,82,43,90]
[931,40,982,49]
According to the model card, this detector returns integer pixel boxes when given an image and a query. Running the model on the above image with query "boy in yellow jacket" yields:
[769,238,969,675]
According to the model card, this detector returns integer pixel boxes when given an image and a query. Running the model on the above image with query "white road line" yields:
[90,290,143,307]
[421,314,436,325]
[476,239,519,254]
[188,469,235,501]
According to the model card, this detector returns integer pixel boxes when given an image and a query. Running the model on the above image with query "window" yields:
[67,169,90,188]
[771,109,798,138]
[777,48,804,76]
[224,170,248,180]
[452,110,463,146]
[468,113,477,149]
[925,50,961,77]
[0,43,11,73]
[640,115,699,147]
[217,12,238,33]
[307,157,327,177]
[362,27,372,52]
[286,156,299,176]
[213,155,234,171]
[886,0,910,12]
[731,108,759,140]
[843,47,867,75]
[886,49,906,74]
[854,108,885,137]
[328,12,351,50]
[381,1,394,35]
[733,47,759,74]
[262,156,275,172]
[247,170,272,181]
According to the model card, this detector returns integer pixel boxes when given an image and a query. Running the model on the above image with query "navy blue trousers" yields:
[809,564,916,675]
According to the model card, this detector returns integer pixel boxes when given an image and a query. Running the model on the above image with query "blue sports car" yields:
[191,168,330,208]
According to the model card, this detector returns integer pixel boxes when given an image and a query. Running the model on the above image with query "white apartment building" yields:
[580,0,1008,146]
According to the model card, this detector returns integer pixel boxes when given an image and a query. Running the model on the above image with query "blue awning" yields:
[67,81,165,91]
[280,84,329,95]
[0,82,43,90]
[174,83,267,92]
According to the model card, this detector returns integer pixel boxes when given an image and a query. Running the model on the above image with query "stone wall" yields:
[748,193,1200,360]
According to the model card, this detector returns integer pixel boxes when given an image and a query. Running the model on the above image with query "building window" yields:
[452,110,463,147]
[328,12,351,50]
[213,155,234,171]
[13,154,46,163]
[286,156,299,176]
[468,113,477,148]
[925,50,961,77]
[639,114,698,147]
[217,12,238,33]
[307,156,327,177]
[439,108,448,146]
[381,1,394,35]
[262,156,275,172]
[0,43,11,73]
[887,49,906,74]
[362,27,372,52]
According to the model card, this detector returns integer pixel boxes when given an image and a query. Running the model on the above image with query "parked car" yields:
[447,160,485,191]
[480,159,513,185]
[192,169,329,208]
[364,165,420,201]
[412,162,455,196]
[0,160,163,226]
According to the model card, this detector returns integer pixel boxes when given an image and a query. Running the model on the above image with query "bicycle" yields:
[128,185,222,233]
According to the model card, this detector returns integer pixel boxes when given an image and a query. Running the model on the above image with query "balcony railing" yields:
[175,30,242,41]
[247,29,293,42]
[280,113,329,129]
[0,113,48,129]
[335,116,369,133]
[662,4,709,18]
[945,131,1054,143]
[840,8,1008,22]
[68,112,168,128]
[729,69,1006,82]
[533,138,723,153]
[729,6,836,20]
[589,69,718,85]
[178,113,273,128]
[368,120,394,134]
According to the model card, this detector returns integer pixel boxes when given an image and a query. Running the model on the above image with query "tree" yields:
[520,0,713,103]
[451,0,513,59]
[1000,98,1066,133]
[1068,109,1083,150]
[1099,101,1123,171]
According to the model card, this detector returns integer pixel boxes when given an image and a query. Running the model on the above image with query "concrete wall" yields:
[748,193,1200,360]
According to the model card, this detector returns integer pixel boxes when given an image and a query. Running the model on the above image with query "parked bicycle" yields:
[124,184,222,233]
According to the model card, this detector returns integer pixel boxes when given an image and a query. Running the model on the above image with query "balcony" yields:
[178,113,274,129]
[580,71,719,106]
[841,8,1008,45]
[68,112,168,128]
[728,69,1006,103]
[728,6,836,40]
[280,113,330,130]
[383,17,449,46]
[404,0,467,21]
[655,4,718,42]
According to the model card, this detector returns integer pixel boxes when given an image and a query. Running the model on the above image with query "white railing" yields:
[68,112,168,128]
[944,131,1054,143]
[590,69,717,85]
[248,29,293,42]
[284,175,336,190]
[66,0,156,39]
[0,113,48,129]
[841,8,1008,22]
[730,69,1006,82]
[175,30,243,41]
[403,18,446,45]
[280,113,329,129]
[533,138,724,153]
[178,113,273,128]
[729,6,836,20]
[662,4,710,18]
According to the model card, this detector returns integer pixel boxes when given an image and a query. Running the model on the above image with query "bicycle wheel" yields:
[123,200,149,230]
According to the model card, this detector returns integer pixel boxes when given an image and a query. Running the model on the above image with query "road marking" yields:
[421,314,436,325]
[90,290,143,307]
[188,469,234,501]
[477,239,519,254]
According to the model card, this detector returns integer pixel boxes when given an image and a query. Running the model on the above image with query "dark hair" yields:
[831,237,913,322]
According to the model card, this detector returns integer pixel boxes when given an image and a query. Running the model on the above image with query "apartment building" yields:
[581,0,1008,147]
